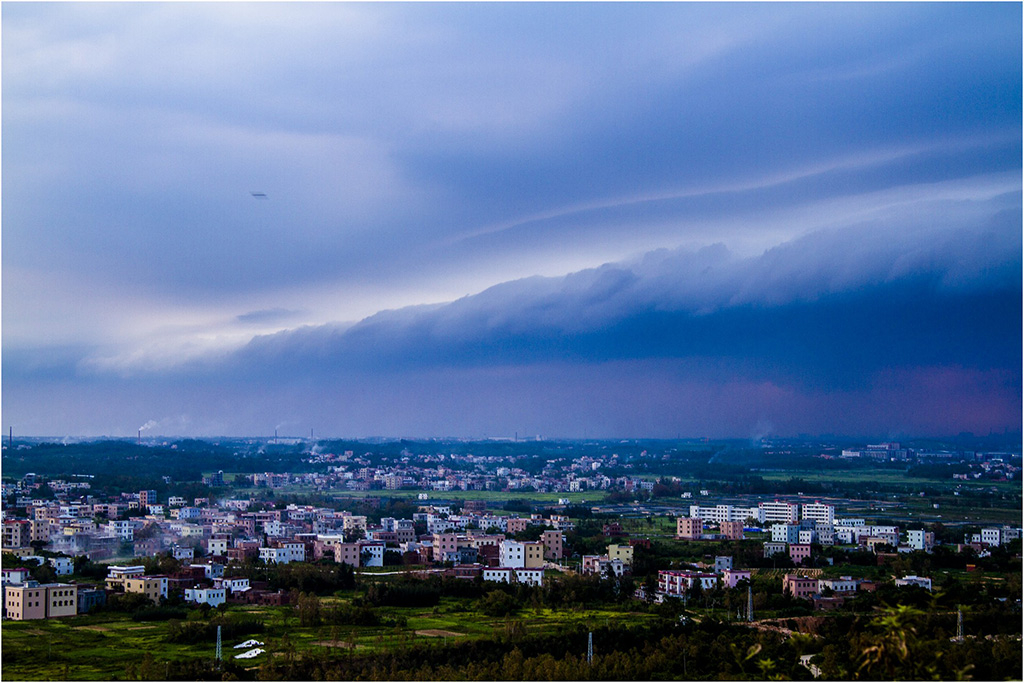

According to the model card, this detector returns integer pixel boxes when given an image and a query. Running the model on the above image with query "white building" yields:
[760,501,800,524]
[482,567,515,584]
[515,568,544,586]
[359,541,385,567]
[801,502,835,526]
[171,546,195,562]
[981,528,1002,546]
[184,586,226,607]
[819,576,859,594]
[771,523,801,544]
[259,544,305,564]
[657,570,718,597]
[906,529,935,552]
[688,504,761,524]
[48,556,74,576]
[894,575,932,591]
[499,540,526,568]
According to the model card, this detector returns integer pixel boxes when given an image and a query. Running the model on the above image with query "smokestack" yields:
[8,427,11,448]
[138,429,141,444]
[275,428,278,444]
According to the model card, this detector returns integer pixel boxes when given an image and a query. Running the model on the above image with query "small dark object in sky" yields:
[251,192,268,199]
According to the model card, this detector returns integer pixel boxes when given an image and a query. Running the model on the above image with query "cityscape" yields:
[2,435,1021,679]
[3,2,1021,681]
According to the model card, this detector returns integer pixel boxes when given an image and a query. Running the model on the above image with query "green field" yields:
[0,597,656,681]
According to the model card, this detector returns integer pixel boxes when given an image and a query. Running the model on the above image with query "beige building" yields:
[4,583,78,620]
[523,541,544,568]
[3,520,30,549]
[124,576,168,603]
[334,542,361,567]
[676,517,702,540]
[719,520,745,540]
[607,543,634,565]
[506,518,529,534]
[541,530,564,561]
[106,565,146,589]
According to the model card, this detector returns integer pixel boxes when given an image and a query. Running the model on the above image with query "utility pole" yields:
[747,584,754,622]
[587,631,593,665]
[956,608,963,643]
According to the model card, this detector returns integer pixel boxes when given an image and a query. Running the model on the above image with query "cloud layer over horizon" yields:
[3,3,1020,439]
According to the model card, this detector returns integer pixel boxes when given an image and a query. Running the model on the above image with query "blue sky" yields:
[3,2,1021,439]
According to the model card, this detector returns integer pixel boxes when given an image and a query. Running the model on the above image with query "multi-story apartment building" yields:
[676,517,702,540]
[5,582,79,620]
[789,543,812,564]
[334,542,361,567]
[800,501,835,526]
[139,490,158,509]
[688,504,760,524]
[541,530,564,561]
[498,540,544,568]
[719,521,745,540]
[771,523,801,544]
[759,501,800,524]
[432,533,459,560]
[505,518,530,534]
[3,520,30,549]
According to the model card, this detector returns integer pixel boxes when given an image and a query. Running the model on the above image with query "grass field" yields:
[0,597,657,680]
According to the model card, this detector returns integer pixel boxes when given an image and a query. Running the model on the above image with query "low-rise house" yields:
[818,576,859,594]
[582,555,627,577]
[722,569,751,589]
[482,567,515,583]
[184,586,226,607]
[658,570,717,597]
[48,556,74,576]
[782,574,818,600]
[77,586,107,614]
[124,575,169,603]
[2,568,33,585]
[515,567,544,586]
[894,575,932,591]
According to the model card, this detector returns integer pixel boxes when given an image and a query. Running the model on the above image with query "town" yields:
[2,436,1021,680]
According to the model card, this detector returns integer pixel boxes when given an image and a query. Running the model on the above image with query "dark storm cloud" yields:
[2,2,1020,437]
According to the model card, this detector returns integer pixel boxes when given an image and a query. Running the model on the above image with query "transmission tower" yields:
[215,625,222,666]
[956,609,963,643]
[747,584,754,622]
[587,631,593,665]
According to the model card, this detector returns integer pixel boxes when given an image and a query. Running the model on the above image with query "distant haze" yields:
[3,3,1020,439]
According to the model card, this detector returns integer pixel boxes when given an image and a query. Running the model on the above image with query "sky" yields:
[3,2,1021,440]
